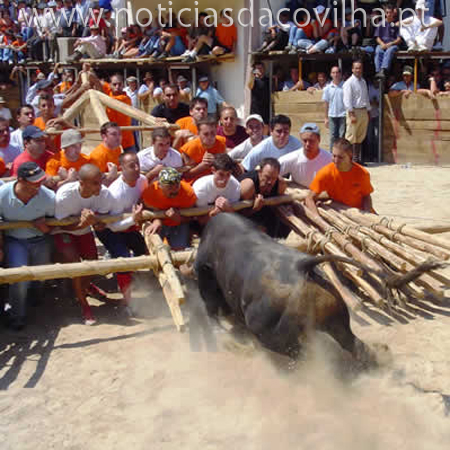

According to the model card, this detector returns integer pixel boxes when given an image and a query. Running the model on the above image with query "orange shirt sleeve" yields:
[0,157,5,176]
[34,117,46,131]
[309,163,333,195]
[89,145,107,173]
[45,156,61,176]
[359,169,374,197]
[180,138,203,164]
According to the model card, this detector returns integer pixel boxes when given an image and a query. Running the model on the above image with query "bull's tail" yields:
[297,255,447,290]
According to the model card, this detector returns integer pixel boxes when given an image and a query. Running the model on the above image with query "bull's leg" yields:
[197,264,229,318]
[244,301,302,359]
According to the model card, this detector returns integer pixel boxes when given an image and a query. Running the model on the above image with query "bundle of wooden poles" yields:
[277,187,450,312]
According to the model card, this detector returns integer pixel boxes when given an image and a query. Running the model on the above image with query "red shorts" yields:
[54,232,98,260]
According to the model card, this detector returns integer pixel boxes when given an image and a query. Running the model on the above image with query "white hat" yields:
[415,0,426,10]
[245,114,264,125]
[61,129,84,149]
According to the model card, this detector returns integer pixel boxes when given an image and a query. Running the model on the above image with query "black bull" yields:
[195,213,442,362]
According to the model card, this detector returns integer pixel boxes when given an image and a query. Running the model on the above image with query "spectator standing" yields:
[323,66,346,151]
[343,60,370,164]
[195,75,225,119]
[247,62,270,124]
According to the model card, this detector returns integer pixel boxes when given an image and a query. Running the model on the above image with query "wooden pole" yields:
[89,90,110,126]
[62,91,90,123]
[0,194,304,231]
[45,125,179,135]
[144,230,186,332]
[0,252,194,284]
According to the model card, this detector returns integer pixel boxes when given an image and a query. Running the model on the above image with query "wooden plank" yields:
[89,90,109,126]
[273,91,324,104]
[274,103,326,115]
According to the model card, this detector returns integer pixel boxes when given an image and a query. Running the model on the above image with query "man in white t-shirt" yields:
[279,123,332,188]
[228,114,267,162]
[10,105,35,151]
[54,164,114,325]
[94,152,148,313]
[138,127,183,181]
[193,153,241,223]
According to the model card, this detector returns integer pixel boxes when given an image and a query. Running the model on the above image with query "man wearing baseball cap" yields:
[142,167,197,249]
[195,76,226,118]
[45,129,90,189]
[228,114,266,161]
[388,65,429,99]
[278,123,332,188]
[11,126,53,177]
[0,161,55,330]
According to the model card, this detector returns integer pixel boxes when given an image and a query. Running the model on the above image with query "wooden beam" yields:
[62,91,90,123]
[46,124,180,135]
[89,90,109,126]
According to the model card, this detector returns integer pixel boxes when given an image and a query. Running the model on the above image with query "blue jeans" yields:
[95,228,146,259]
[139,35,159,55]
[160,223,190,250]
[375,44,398,72]
[2,47,13,62]
[22,27,34,41]
[328,117,346,151]
[5,235,51,320]
[170,35,186,56]
[297,38,315,50]
[289,27,308,46]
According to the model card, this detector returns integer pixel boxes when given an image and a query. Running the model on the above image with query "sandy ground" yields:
[1,164,450,450]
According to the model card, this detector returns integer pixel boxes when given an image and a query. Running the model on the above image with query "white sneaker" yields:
[418,44,428,52]
[407,43,417,52]
[181,49,190,56]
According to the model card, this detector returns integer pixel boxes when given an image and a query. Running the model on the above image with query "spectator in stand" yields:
[212,9,237,56]
[0,118,21,170]
[173,96,208,149]
[374,5,400,78]
[306,138,374,215]
[27,3,48,61]
[97,152,148,315]
[55,69,74,94]
[323,66,346,151]
[307,71,329,92]
[11,33,27,63]
[67,25,106,60]
[176,75,191,103]
[340,8,362,49]
[388,65,418,98]
[124,75,140,150]
[74,0,91,37]
[366,79,380,162]
[153,15,187,60]
[193,153,240,223]
[0,162,55,330]
[282,65,311,91]
[285,9,314,54]
[138,127,183,182]
[11,105,35,150]
[54,164,114,325]
[399,0,442,52]
[307,6,339,54]
[11,125,53,176]
[183,11,215,63]
[0,96,11,121]
[248,62,270,124]
[152,78,169,104]
[229,114,266,161]
[88,121,122,185]
[104,74,136,152]
[278,123,332,188]
[1,29,14,64]
[151,84,190,123]
[217,106,248,149]
[137,72,156,108]
[343,60,370,164]
[256,10,294,54]
[45,129,90,189]
[17,0,33,43]
[143,167,197,250]
[239,157,289,238]
[58,0,78,37]
[195,75,225,119]
[134,21,160,58]
[180,118,226,184]
[241,114,301,172]
[44,0,62,63]
[121,24,143,58]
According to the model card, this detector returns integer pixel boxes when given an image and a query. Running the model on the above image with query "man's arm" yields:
[362,194,374,213]
[324,100,329,128]
[305,190,321,217]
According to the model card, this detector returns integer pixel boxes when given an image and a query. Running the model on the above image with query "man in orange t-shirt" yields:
[142,167,197,249]
[213,10,238,55]
[180,119,226,184]
[46,129,90,189]
[306,138,374,216]
[89,122,122,185]
[104,74,136,152]
[173,97,208,149]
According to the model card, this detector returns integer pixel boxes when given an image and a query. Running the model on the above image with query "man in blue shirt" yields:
[241,115,301,171]
[0,162,55,330]
[374,6,401,79]
[323,66,346,151]
[195,75,225,119]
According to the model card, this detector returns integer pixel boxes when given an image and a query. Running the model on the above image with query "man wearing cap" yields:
[11,125,53,177]
[177,75,192,103]
[173,97,208,150]
[10,105,35,151]
[0,117,21,171]
[306,138,374,217]
[180,118,227,184]
[388,66,418,98]
[67,24,106,60]
[343,60,370,165]
[30,78,64,118]
[195,76,225,118]
[142,167,197,250]
[138,127,183,182]
[151,84,190,124]
[400,0,442,52]
[54,164,114,325]
[323,66,346,151]
[0,161,55,330]
[25,64,60,106]
[374,5,401,78]
[137,72,156,107]
[278,123,332,188]
[228,114,266,161]
[103,74,135,152]
[45,129,90,188]
[241,114,301,172]
[217,106,248,149]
